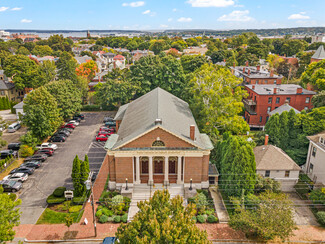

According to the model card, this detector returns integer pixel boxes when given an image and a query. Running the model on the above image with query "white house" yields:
[13,101,24,119]
[303,131,325,186]
[254,142,301,192]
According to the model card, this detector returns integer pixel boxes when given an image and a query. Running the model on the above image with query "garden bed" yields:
[188,189,218,224]
[95,190,130,223]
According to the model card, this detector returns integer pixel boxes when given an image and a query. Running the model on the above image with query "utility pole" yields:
[85,172,96,237]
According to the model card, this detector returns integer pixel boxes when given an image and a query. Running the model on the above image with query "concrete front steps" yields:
[128,184,184,221]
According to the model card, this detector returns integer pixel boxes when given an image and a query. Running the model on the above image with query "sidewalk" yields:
[210,186,230,223]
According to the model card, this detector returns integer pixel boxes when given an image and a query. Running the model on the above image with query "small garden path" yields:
[210,186,230,223]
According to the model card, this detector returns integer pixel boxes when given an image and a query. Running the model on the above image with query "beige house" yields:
[254,144,301,192]
[0,70,24,102]
[303,131,325,186]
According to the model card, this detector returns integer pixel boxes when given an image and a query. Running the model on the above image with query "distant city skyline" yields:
[0,0,325,30]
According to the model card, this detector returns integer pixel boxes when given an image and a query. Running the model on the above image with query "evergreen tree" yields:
[265,113,281,146]
[79,160,88,195]
[0,97,4,110]
[71,155,82,197]
[279,112,289,149]
[84,155,90,173]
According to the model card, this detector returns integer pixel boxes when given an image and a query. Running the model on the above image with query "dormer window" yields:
[152,139,165,147]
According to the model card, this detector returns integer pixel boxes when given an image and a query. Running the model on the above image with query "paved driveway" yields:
[18,112,109,224]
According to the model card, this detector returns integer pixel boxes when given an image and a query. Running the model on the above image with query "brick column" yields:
[164,156,169,186]
[148,156,153,185]
[177,156,182,184]
[135,156,140,184]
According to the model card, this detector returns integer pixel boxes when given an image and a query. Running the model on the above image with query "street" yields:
[18,112,109,224]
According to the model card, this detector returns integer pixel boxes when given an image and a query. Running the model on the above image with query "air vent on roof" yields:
[155,118,162,125]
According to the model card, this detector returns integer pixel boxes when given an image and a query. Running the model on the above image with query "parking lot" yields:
[17,112,114,224]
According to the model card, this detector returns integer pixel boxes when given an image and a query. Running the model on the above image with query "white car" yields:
[68,120,79,126]
[36,143,58,151]
[3,173,28,182]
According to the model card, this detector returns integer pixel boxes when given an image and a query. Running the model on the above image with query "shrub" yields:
[205,209,214,215]
[191,216,197,223]
[99,191,111,201]
[102,208,113,217]
[197,215,206,223]
[107,217,114,222]
[99,215,108,223]
[8,193,17,201]
[57,201,71,211]
[46,194,65,204]
[53,187,66,197]
[97,205,104,211]
[207,215,218,223]
[316,211,325,226]
[112,195,124,205]
[121,214,128,223]
[82,105,101,111]
[19,145,34,157]
[195,193,208,214]
[113,215,121,223]
[72,196,87,205]
[95,210,103,218]
[69,205,83,213]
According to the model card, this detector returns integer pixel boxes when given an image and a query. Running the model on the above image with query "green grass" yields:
[36,208,84,224]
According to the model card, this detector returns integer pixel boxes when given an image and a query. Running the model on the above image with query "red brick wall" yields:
[122,127,194,148]
[202,155,210,182]
[115,157,134,183]
[184,157,203,183]
[108,155,116,181]
[246,77,282,85]
[245,87,314,126]
[93,154,109,201]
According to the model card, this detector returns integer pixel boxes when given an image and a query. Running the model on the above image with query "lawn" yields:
[36,208,84,224]
[0,158,23,179]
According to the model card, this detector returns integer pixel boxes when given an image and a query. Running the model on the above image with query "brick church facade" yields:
[104,87,215,190]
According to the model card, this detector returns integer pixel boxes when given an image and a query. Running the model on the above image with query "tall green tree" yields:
[149,40,170,55]
[56,51,78,81]
[23,87,62,140]
[180,55,208,74]
[0,186,21,243]
[312,90,325,108]
[84,155,90,173]
[32,45,53,57]
[279,112,289,149]
[116,190,210,243]
[301,59,325,91]
[265,113,281,146]
[188,63,249,138]
[45,80,82,119]
[71,155,83,197]
[36,60,56,86]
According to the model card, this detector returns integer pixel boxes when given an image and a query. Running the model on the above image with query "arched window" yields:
[152,140,165,147]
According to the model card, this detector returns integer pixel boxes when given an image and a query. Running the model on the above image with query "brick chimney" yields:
[245,61,249,67]
[247,69,251,76]
[270,70,274,77]
[264,134,269,145]
[233,62,236,68]
[190,125,195,141]
[297,87,303,94]
[223,59,226,62]
[243,67,246,73]
[274,88,277,94]
[256,65,260,72]
[252,85,255,90]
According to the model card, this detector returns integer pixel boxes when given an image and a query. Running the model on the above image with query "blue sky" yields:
[1,0,325,30]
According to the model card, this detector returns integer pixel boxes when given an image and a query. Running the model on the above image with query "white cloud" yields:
[122,1,145,7]
[187,0,234,7]
[11,7,22,11]
[218,10,253,22]
[168,18,173,22]
[0,7,9,12]
[288,12,310,20]
[160,24,168,28]
[178,17,192,22]
[234,4,244,8]
[21,19,32,23]
[172,8,177,12]
[142,9,156,16]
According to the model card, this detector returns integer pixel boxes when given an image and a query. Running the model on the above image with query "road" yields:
[18,112,110,224]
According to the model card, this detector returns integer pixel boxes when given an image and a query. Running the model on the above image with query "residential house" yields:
[310,45,325,63]
[254,140,301,192]
[0,70,24,102]
[268,100,301,116]
[303,131,325,186]
[75,55,92,65]
[108,55,126,70]
[131,50,153,62]
[102,52,116,63]
[13,101,24,119]
[244,84,315,128]
[182,46,208,55]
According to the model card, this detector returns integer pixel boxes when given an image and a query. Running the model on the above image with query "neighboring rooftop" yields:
[231,65,282,79]
[0,80,15,90]
[246,84,316,95]
[254,145,301,171]
[268,101,301,116]
[311,45,325,60]
[307,131,325,152]
[108,87,213,150]
[75,55,92,64]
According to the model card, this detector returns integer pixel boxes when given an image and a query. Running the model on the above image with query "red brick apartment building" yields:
[104,87,218,190]
[244,84,316,128]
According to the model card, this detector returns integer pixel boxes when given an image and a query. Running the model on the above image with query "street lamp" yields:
[85,179,97,237]
[125,178,128,190]
[189,178,193,191]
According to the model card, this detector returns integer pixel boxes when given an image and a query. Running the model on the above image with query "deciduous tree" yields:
[75,60,98,81]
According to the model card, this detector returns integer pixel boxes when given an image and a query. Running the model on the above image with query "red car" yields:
[100,127,115,132]
[34,148,54,156]
[98,131,114,136]
[96,135,109,141]
[62,123,76,129]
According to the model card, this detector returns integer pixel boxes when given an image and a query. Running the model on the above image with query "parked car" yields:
[0,150,16,159]
[0,180,22,192]
[10,167,34,175]
[98,131,114,136]
[49,135,66,142]
[72,116,81,122]
[103,117,114,123]
[3,173,28,182]
[35,148,54,156]
[60,127,73,133]
[100,127,115,132]
[75,113,85,120]
[54,130,70,137]
[21,161,42,169]
[7,142,21,151]
[68,120,79,126]
[62,123,76,129]
[7,122,21,133]
[96,135,109,142]
[104,121,116,127]
[25,154,48,162]
[36,143,58,151]
[91,172,97,182]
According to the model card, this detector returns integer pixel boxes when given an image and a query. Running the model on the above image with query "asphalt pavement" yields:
[18,112,108,224]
